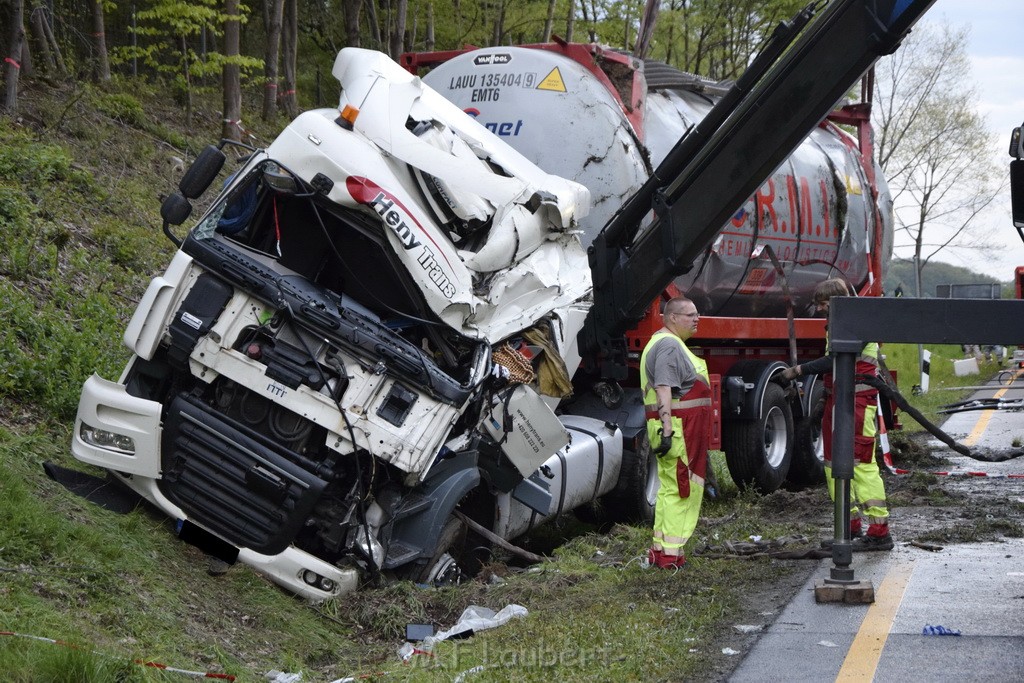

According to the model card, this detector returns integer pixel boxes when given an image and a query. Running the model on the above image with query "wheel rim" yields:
[645,449,660,507]
[424,553,463,586]
[811,422,824,465]
[763,406,788,468]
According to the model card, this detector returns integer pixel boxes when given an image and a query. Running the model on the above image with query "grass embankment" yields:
[0,79,1010,681]
[882,343,1013,444]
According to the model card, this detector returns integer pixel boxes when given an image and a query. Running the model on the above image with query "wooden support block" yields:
[814,579,875,604]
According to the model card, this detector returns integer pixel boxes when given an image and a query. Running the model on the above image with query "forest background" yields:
[1,0,811,131]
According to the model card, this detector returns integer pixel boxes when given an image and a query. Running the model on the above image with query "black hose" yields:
[856,368,973,458]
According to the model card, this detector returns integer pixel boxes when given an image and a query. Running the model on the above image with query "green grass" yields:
[882,343,1008,435]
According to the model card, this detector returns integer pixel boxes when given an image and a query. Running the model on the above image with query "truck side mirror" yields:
[161,192,192,226]
[160,192,192,247]
[1012,160,1024,232]
[179,145,227,199]
[1011,126,1024,239]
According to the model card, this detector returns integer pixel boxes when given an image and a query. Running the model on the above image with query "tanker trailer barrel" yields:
[600,3,816,250]
[581,0,938,354]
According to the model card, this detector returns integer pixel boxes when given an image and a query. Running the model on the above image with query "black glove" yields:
[653,431,674,457]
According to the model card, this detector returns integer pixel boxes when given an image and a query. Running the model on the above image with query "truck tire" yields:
[413,517,469,586]
[788,381,826,486]
[722,382,793,493]
[600,431,657,525]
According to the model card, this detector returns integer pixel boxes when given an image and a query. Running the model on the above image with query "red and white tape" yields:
[0,631,235,680]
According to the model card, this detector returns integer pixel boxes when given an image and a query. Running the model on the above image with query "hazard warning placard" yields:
[536,67,566,92]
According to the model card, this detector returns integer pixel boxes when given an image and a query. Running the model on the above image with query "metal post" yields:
[828,349,856,582]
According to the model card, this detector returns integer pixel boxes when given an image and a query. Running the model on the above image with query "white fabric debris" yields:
[264,671,303,683]
[397,604,528,662]
[432,604,528,642]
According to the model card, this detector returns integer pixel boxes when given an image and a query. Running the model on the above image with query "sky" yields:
[891,0,1024,284]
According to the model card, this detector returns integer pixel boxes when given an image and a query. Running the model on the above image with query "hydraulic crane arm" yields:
[581,0,938,354]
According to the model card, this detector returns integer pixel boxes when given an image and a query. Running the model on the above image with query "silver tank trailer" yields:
[422,45,893,317]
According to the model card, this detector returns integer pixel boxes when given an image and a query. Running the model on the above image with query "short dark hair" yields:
[663,296,694,317]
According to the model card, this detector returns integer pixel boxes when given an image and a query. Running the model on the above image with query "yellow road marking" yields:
[836,561,914,682]
[963,384,1010,447]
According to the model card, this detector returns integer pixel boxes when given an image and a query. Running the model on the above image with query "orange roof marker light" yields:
[338,104,359,129]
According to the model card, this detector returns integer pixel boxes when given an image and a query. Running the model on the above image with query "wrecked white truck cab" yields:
[71,48,623,600]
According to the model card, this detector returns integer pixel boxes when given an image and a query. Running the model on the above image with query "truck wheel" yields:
[414,518,469,586]
[722,382,793,493]
[600,431,657,525]
[788,381,826,486]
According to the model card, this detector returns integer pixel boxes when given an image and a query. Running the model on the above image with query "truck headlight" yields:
[80,423,136,454]
[301,569,335,592]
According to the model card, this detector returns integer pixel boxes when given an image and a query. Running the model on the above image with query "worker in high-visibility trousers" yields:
[641,296,712,568]
[781,278,893,551]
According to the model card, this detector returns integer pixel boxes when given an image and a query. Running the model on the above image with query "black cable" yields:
[274,293,381,579]
[855,372,972,458]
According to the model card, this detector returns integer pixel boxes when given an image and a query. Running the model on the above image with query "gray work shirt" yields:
[645,336,698,397]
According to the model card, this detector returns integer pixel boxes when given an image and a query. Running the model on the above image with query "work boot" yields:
[820,518,863,549]
[850,523,894,552]
[648,548,686,569]
[850,533,894,552]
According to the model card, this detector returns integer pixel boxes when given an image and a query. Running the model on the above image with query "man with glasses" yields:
[641,296,712,568]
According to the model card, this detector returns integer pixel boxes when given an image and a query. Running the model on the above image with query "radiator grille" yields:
[160,394,329,555]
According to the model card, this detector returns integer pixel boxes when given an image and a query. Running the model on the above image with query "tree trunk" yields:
[222,0,242,141]
[341,0,361,48]
[19,20,33,78]
[3,0,25,112]
[29,6,55,75]
[542,0,556,42]
[491,0,505,46]
[262,0,284,120]
[43,5,66,77]
[182,35,193,128]
[388,0,407,59]
[565,0,575,43]
[91,0,110,81]
[425,2,434,51]
[365,0,382,51]
[281,0,298,118]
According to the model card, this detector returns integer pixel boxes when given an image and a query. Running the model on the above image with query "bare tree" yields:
[341,0,361,48]
[29,5,55,75]
[425,2,435,51]
[222,0,242,141]
[262,0,284,120]
[542,0,556,42]
[91,0,110,81]
[39,5,66,77]
[280,0,298,118]
[873,22,1004,297]
[3,0,25,112]
[389,0,407,58]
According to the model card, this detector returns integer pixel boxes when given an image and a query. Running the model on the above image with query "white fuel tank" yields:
[422,45,893,317]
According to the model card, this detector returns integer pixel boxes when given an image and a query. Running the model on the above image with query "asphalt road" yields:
[729,373,1024,682]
